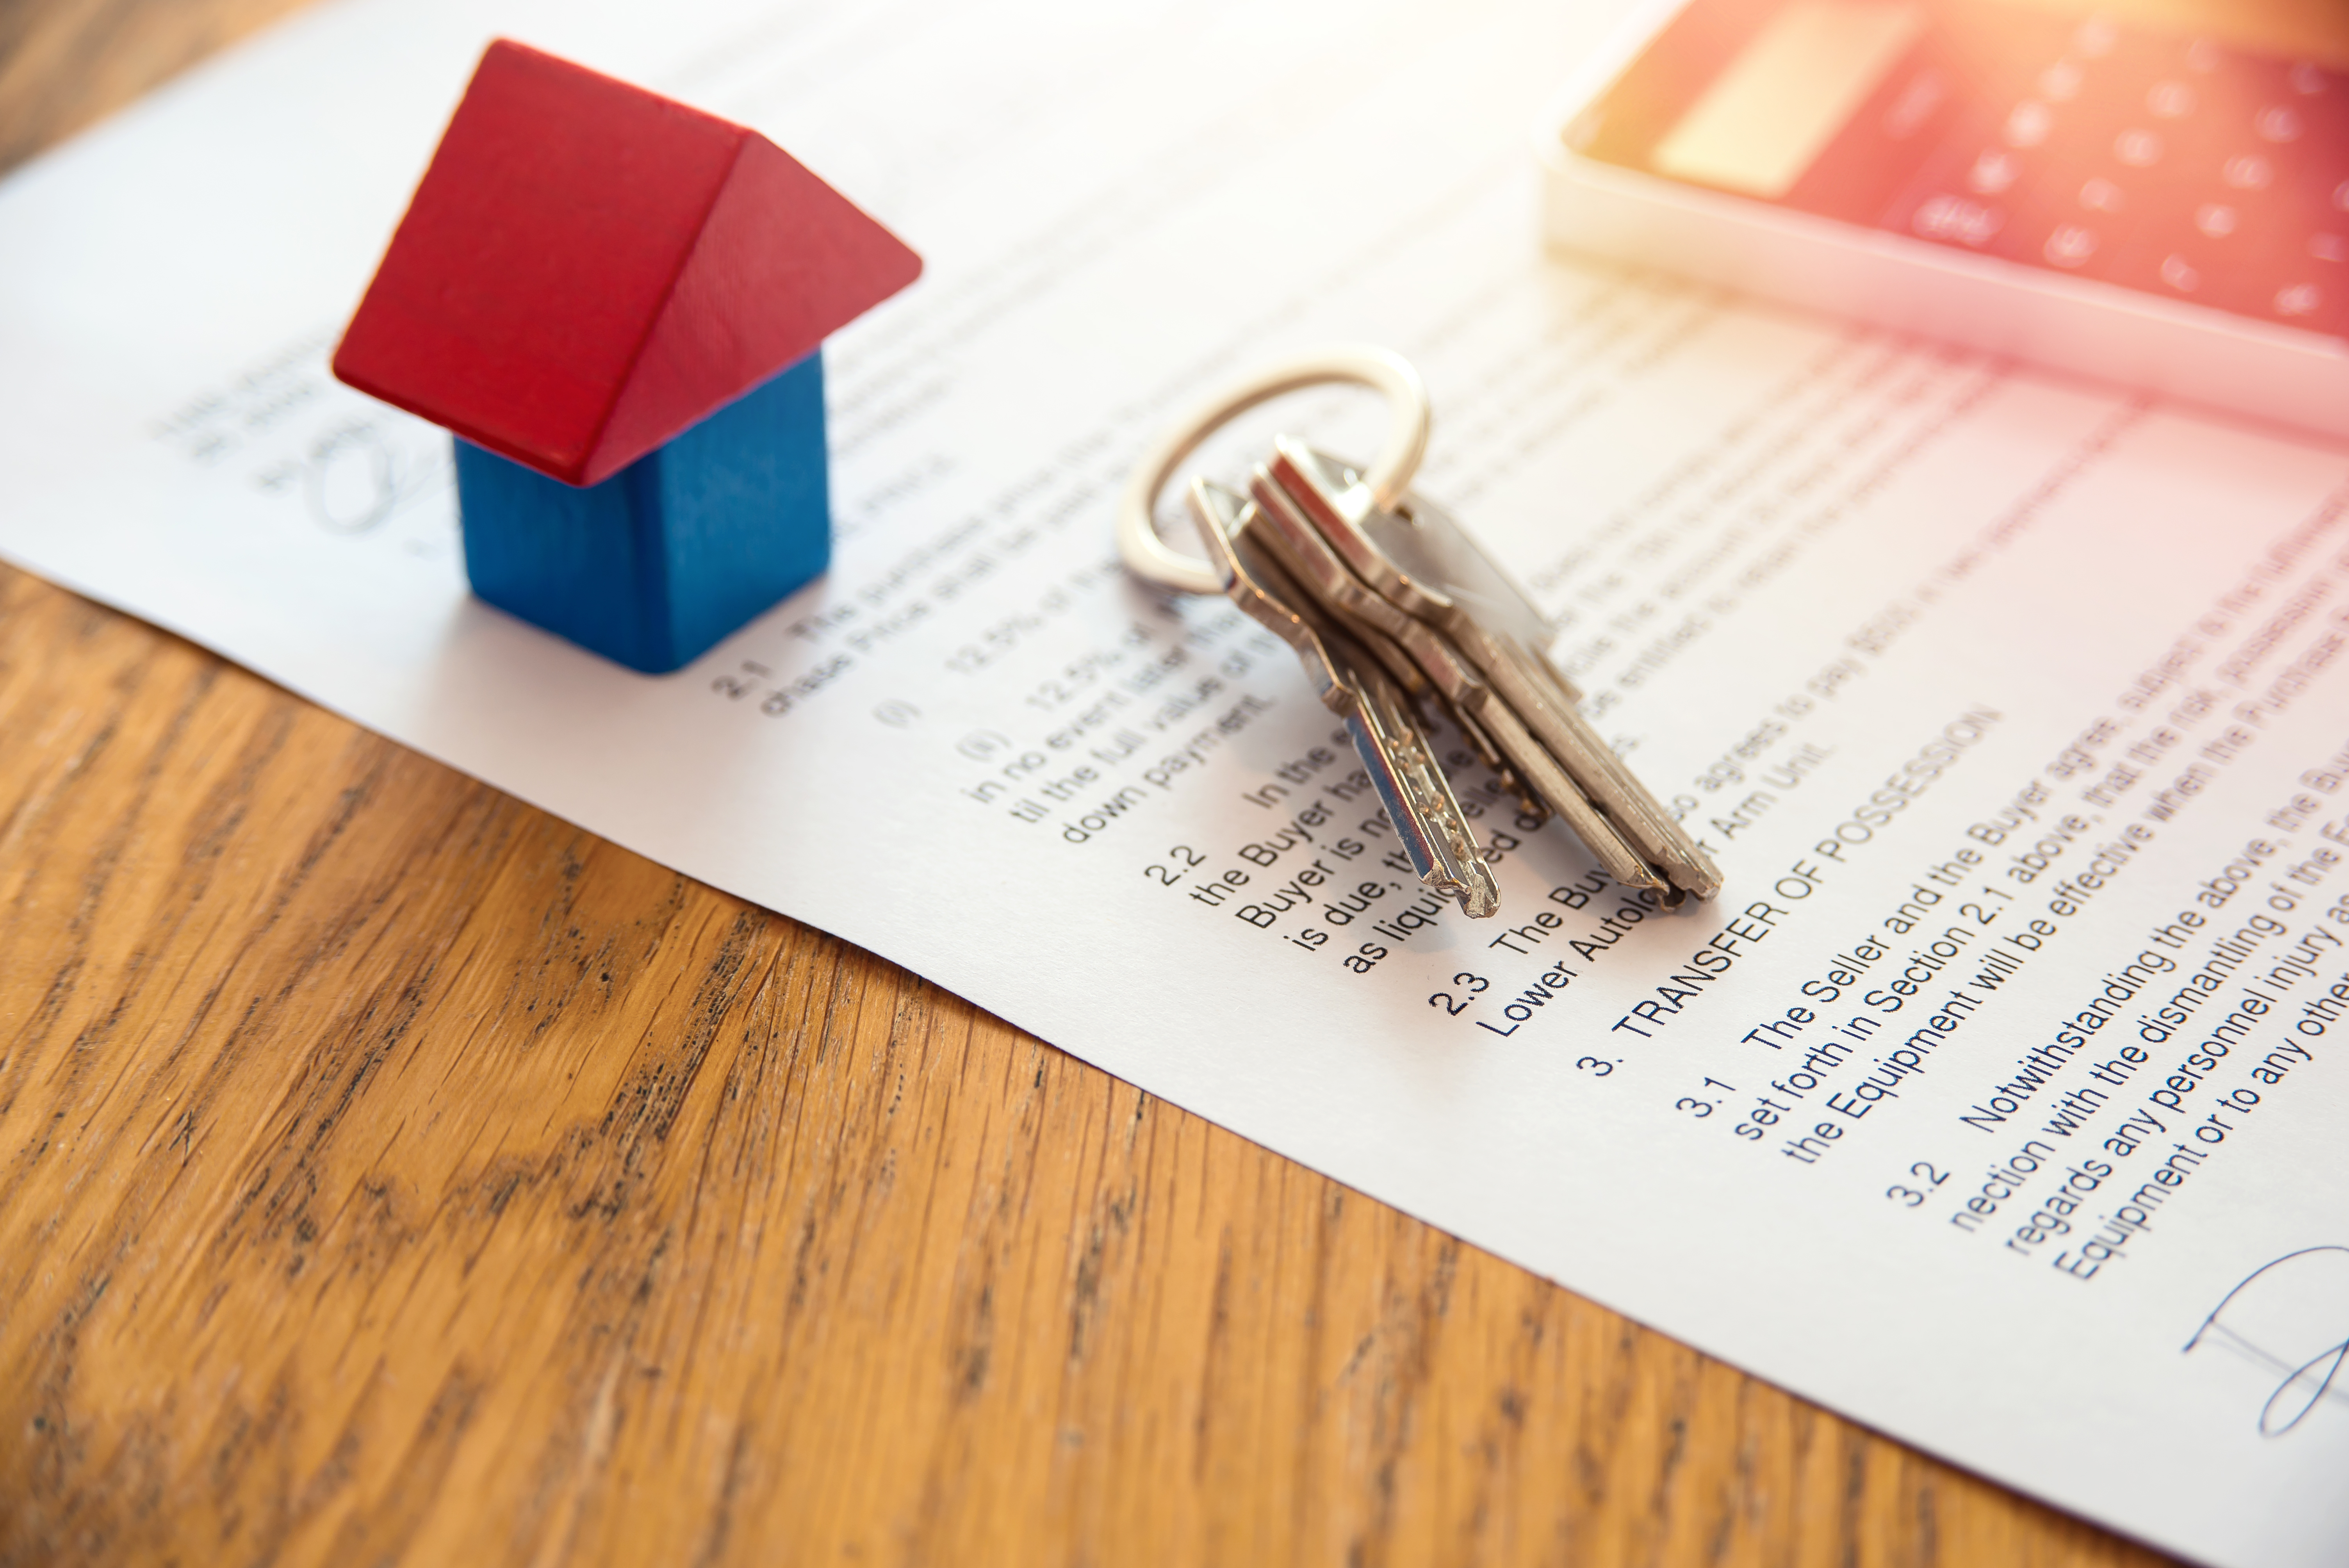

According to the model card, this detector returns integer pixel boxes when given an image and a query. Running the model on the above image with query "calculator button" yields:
[2044,224,2101,268]
[2223,154,2273,190]
[2255,105,2303,143]
[2073,16,2119,60]
[2079,177,2124,212]
[1969,150,2020,194]
[2006,100,2055,146]
[2274,283,2324,319]
[1910,192,2007,246]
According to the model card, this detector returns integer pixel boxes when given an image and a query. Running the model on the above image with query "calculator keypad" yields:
[1866,15,2346,337]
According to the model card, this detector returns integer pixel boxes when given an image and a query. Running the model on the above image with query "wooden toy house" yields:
[333,40,921,672]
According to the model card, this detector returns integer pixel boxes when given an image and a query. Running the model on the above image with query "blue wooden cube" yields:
[454,353,829,673]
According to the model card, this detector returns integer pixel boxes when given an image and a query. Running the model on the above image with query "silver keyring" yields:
[1116,343,1431,597]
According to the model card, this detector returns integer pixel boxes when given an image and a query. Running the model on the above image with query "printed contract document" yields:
[3,1,2346,1562]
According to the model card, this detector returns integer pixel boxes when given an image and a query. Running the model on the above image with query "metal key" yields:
[1260,440,1723,908]
[1234,454,1673,902]
[1187,478,1498,918]
[1114,341,1726,915]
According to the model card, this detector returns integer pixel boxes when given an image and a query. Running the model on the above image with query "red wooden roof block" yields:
[333,39,921,486]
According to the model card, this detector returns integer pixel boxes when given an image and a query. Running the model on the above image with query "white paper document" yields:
[5,1,2349,1561]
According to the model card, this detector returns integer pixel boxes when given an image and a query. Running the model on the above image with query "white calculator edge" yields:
[1535,0,2349,444]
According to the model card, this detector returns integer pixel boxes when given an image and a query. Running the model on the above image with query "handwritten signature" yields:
[2185,1245,2349,1436]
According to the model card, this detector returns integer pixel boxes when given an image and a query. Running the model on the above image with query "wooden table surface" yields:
[6,0,2334,1562]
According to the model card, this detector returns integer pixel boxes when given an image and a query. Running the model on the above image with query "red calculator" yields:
[1540,0,2349,438]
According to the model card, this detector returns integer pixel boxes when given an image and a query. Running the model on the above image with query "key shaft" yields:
[1189,480,1496,918]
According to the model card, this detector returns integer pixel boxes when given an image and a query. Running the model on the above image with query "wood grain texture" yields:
[0,563,2179,1568]
[5,0,2317,1561]
[0,0,312,171]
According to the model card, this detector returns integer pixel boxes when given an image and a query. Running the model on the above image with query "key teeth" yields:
[1406,782,1501,920]
[1651,853,1725,909]
[1427,833,1499,919]
[1408,857,1496,920]
[1629,849,1721,911]
[1445,872,1500,920]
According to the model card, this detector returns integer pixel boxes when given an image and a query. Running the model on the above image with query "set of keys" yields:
[1117,346,1722,919]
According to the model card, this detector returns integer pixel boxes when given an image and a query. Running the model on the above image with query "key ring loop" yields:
[1116,343,1431,597]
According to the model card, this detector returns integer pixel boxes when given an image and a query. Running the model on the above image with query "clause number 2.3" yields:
[1429,972,1491,1016]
